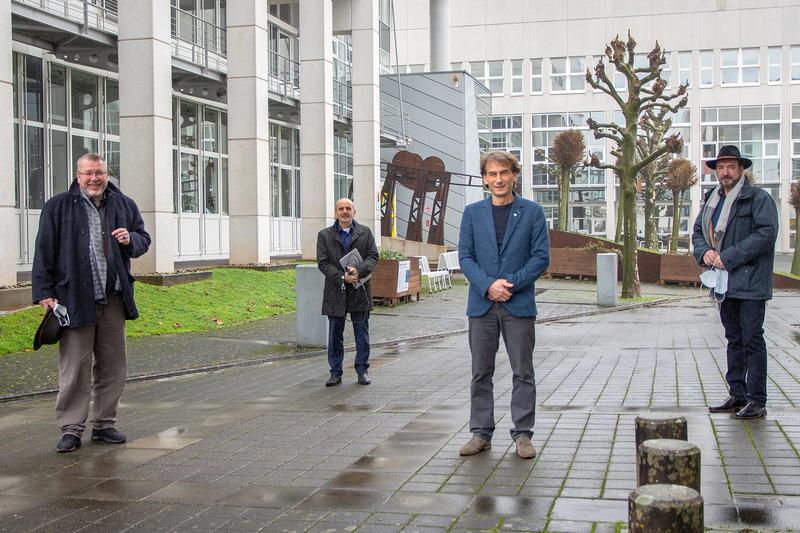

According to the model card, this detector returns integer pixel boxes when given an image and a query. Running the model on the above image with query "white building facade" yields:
[2,0,399,284]
[393,0,800,253]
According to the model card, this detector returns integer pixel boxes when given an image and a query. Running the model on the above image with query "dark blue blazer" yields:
[458,194,550,318]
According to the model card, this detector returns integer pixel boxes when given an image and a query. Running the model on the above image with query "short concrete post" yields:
[596,253,618,307]
[296,265,328,347]
[638,439,701,492]
[629,484,703,533]
[635,414,688,485]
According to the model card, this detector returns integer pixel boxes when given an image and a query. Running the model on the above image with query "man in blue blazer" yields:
[458,151,550,459]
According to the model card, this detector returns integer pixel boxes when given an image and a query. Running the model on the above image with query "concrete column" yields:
[227,0,271,264]
[300,0,335,259]
[118,0,175,273]
[0,0,17,285]
[351,0,382,246]
[429,0,450,72]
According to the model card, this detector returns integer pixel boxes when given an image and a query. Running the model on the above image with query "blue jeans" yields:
[719,298,767,406]
[327,311,370,376]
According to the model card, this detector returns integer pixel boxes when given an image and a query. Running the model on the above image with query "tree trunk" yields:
[621,125,641,298]
[643,172,658,249]
[792,212,800,275]
[670,193,681,253]
[558,168,570,231]
[615,187,624,242]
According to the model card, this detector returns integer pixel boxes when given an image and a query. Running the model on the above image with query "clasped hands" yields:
[487,279,513,302]
[703,250,725,270]
[343,266,359,285]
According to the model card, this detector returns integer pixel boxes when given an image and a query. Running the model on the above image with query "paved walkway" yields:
[0,280,798,532]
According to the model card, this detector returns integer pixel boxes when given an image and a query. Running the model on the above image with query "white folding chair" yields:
[418,255,446,292]
[436,254,453,288]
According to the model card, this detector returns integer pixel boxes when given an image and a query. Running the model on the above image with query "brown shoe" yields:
[459,435,491,456]
[514,436,537,459]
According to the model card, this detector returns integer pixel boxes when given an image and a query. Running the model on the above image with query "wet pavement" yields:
[0,279,799,532]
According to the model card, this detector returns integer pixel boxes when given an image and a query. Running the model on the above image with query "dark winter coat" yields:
[32,180,151,328]
[316,220,379,317]
[691,179,778,300]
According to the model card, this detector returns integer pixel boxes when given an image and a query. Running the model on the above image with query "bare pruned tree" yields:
[790,181,800,275]
[586,31,688,297]
[535,129,586,231]
[638,107,673,249]
[662,158,697,253]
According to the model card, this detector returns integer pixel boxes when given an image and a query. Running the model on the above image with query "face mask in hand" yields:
[700,268,728,302]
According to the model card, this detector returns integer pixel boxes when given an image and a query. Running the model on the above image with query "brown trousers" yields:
[55,295,127,437]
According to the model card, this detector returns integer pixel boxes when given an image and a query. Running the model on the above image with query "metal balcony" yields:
[170,5,227,74]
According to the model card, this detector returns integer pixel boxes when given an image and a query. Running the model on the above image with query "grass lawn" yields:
[0,268,296,356]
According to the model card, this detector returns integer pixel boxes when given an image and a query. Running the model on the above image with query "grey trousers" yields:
[468,302,536,440]
[55,295,127,437]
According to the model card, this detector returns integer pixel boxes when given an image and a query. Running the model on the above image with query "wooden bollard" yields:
[638,438,701,492]
[635,415,687,486]
[629,484,703,533]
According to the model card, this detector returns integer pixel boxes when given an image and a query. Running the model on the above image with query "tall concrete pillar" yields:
[429,0,451,72]
[300,0,335,259]
[351,0,382,245]
[118,0,175,273]
[227,0,271,264]
[0,0,17,285]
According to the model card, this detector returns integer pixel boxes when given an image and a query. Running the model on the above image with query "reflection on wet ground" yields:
[1,292,799,531]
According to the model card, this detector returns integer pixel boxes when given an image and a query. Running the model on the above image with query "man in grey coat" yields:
[317,198,379,387]
[692,145,778,420]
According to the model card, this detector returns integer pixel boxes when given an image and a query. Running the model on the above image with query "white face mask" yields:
[700,268,728,300]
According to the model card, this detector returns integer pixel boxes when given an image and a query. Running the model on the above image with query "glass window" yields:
[280,168,292,217]
[768,47,781,84]
[203,108,218,152]
[700,50,713,87]
[221,157,228,215]
[180,153,199,212]
[50,130,69,196]
[105,140,120,186]
[792,46,800,82]
[679,51,691,87]
[71,70,98,131]
[180,101,199,148]
[203,156,218,213]
[721,48,759,85]
[511,60,523,94]
[531,58,542,94]
[220,112,228,154]
[26,126,45,209]
[105,79,119,135]
[550,56,584,92]
[71,136,98,172]
[24,56,43,123]
[49,64,67,127]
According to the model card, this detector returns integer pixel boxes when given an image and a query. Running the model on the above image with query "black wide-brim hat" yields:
[33,307,64,350]
[707,145,752,170]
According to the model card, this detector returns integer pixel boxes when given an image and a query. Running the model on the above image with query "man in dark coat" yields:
[316,198,378,387]
[32,153,150,452]
[692,145,778,420]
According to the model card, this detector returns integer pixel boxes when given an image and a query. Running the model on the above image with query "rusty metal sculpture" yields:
[380,151,451,246]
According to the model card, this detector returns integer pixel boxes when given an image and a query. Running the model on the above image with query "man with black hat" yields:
[692,145,778,419]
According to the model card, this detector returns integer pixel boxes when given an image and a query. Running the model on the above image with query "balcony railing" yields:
[170,6,227,72]
[268,51,300,100]
[16,0,118,34]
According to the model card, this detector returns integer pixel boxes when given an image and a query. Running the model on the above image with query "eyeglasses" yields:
[78,170,108,177]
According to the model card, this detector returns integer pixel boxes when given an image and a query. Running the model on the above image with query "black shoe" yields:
[709,396,747,413]
[357,372,371,385]
[56,434,81,453]
[735,402,767,420]
[91,427,126,444]
[326,374,342,387]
